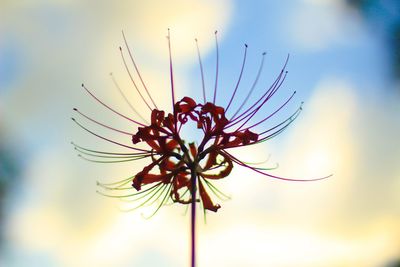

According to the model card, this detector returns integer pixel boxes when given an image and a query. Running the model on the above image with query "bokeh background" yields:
[1,0,400,266]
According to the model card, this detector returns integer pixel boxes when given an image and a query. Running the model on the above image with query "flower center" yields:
[178,119,205,148]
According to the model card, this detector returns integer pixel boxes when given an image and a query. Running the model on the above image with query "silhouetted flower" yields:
[72,31,327,217]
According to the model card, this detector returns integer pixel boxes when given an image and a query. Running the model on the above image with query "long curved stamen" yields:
[258,105,302,137]
[110,72,149,124]
[97,175,135,188]
[101,185,155,193]
[118,184,165,203]
[141,183,170,207]
[250,163,280,171]
[71,142,152,156]
[213,30,219,104]
[236,90,296,132]
[230,154,272,166]
[72,118,150,152]
[225,70,286,129]
[221,106,302,151]
[223,150,331,182]
[78,154,148,163]
[122,31,159,110]
[121,184,168,212]
[226,56,289,128]
[120,47,153,111]
[97,182,163,198]
[262,57,290,100]
[258,119,297,142]
[73,108,133,136]
[119,185,165,205]
[195,38,207,104]
[238,55,289,121]
[230,52,266,120]
[143,183,173,219]
[201,176,231,200]
[167,29,176,112]
[225,44,248,113]
[75,147,149,159]
[81,83,146,127]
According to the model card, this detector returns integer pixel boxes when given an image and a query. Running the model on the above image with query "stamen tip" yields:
[81,83,84,87]
[73,108,78,111]
[71,117,76,121]
[262,52,267,56]
[119,46,122,51]
[245,43,248,48]
[214,30,218,34]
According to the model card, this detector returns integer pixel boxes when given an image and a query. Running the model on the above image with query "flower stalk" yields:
[190,168,197,267]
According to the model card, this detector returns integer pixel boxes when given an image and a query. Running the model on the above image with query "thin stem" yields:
[190,168,197,267]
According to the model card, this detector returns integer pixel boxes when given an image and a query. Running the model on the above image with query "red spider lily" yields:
[72,30,329,267]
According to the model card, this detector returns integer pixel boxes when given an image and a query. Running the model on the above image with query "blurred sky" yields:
[1,0,400,267]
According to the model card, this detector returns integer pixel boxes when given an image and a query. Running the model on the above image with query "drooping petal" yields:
[198,178,220,212]
[137,173,173,188]
[132,156,166,190]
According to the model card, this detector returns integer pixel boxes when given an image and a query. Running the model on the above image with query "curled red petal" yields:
[203,150,218,170]
[151,109,165,126]
[198,178,220,212]
[201,156,233,179]
[132,157,165,190]
[176,97,197,113]
[133,173,173,190]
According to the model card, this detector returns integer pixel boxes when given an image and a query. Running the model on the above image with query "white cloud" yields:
[272,77,399,261]
[286,0,364,51]
[94,0,233,64]
[199,223,399,267]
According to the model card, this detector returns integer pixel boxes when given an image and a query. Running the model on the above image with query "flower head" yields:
[72,30,328,217]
